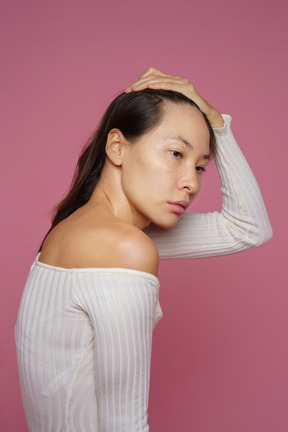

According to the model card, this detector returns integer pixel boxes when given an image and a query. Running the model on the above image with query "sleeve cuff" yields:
[213,114,232,135]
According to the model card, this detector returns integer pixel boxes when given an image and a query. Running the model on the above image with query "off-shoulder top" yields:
[15,115,272,432]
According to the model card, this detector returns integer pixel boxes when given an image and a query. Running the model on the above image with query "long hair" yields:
[39,89,216,251]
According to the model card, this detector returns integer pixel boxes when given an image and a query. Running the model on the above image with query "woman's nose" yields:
[179,169,200,194]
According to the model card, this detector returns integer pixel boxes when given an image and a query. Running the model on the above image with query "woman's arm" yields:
[147,114,273,258]
[73,271,161,431]
[127,68,273,259]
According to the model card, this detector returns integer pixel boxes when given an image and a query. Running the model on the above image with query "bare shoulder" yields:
[40,213,159,276]
[116,226,159,276]
[82,223,159,276]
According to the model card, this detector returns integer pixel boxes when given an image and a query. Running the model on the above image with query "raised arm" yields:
[147,114,273,258]
[127,67,273,259]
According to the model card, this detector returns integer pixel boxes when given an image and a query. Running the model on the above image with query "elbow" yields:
[224,215,273,252]
[243,220,273,249]
[264,222,273,243]
[256,223,273,246]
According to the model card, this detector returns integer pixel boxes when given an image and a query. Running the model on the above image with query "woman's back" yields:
[39,203,159,275]
[15,226,162,432]
[16,160,162,431]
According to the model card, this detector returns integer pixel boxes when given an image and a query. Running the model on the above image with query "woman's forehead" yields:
[146,103,210,145]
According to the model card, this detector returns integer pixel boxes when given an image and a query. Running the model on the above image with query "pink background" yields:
[1,0,287,431]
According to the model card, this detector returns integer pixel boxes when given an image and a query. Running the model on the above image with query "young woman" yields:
[15,67,272,432]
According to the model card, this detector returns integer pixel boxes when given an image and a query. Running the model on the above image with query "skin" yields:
[125,67,224,129]
[39,68,223,276]
[96,102,210,230]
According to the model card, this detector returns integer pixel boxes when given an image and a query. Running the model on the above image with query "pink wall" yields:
[1,0,287,430]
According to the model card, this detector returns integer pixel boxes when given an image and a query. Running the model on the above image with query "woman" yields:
[15,67,272,432]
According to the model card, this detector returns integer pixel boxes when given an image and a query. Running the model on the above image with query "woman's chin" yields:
[152,215,182,230]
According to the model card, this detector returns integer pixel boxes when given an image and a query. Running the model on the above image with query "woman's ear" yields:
[105,129,127,166]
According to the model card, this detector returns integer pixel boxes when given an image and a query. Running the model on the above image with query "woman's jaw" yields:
[90,103,210,230]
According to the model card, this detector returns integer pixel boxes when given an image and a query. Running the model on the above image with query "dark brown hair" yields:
[39,89,216,250]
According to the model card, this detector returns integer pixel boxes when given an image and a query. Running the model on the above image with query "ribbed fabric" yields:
[148,115,273,257]
[15,259,161,432]
[15,115,273,431]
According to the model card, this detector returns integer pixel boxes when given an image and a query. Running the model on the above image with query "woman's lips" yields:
[167,201,189,215]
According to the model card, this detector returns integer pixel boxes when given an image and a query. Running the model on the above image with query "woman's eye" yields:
[171,150,182,159]
[196,166,206,174]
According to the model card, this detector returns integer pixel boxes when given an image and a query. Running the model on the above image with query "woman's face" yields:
[120,102,211,229]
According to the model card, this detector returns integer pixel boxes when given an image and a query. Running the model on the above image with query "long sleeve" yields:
[15,260,162,432]
[73,271,161,432]
[148,115,273,259]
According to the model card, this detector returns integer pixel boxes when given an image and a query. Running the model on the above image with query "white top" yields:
[148,115,272,258]
[15,115,272,432]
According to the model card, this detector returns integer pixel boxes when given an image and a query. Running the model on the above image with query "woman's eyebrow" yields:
[166,136,210,159]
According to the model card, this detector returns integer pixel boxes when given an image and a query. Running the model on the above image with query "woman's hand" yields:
[125,67,224,128]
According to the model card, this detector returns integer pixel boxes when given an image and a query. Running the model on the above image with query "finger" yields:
[146,80,197,102]
[127,76,155,90]
[125,82,184,93]
[147,80,184,89]
[140,68,155,79]
[139,67,172,79]
[125,68,186,92]
[130,76,187,90]
[125,76,152,92]
[146,80,192,95]
[130,73,173,88]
